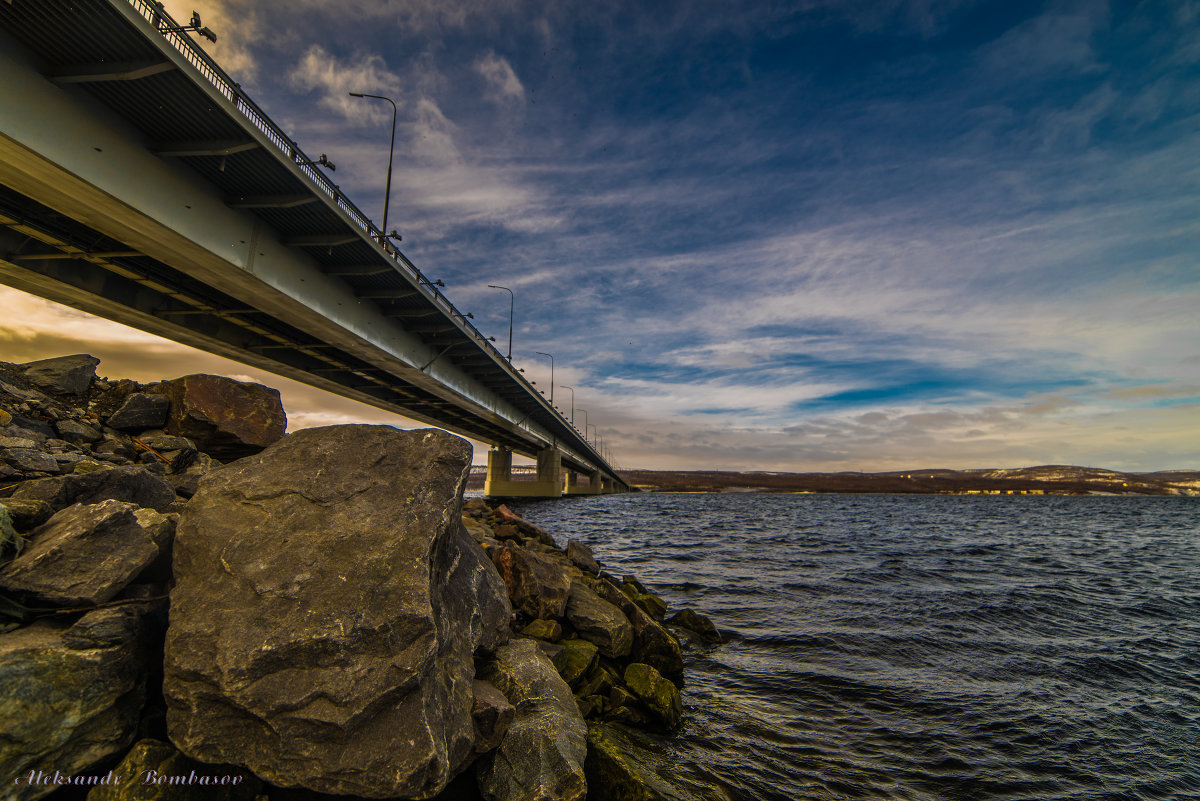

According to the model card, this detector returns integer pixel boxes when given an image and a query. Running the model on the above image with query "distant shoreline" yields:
[469,465,1200,497]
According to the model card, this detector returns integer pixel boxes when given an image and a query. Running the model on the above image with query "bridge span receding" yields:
[0,0,625,497]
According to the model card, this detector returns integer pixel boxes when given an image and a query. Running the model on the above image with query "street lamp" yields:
[587,423,597,444]
[577,408,588,434]
[559,385,575,423]
[487,285,513,359]
[534,352,554,404]
[348,92,400,243]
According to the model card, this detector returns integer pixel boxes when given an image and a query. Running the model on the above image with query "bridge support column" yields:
[484,446,563,498]
[563,469,601,496]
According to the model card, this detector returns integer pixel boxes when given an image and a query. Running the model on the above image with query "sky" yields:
[3,0,1198,471]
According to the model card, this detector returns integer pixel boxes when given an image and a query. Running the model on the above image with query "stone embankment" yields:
[0,355,723,801]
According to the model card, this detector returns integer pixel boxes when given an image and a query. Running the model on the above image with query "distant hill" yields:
[613,466,1200,496]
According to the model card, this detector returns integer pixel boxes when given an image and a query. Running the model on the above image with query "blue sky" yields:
[4,0,1198,470]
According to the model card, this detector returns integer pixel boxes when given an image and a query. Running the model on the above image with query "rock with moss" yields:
[0,505,21,564]
[0,614,149,801]
[668,608,722,645]
[558,637,599,686]
[586,723,729,801]
[521,617,564,641]
[0,498,54,530]
[476,638,587,801]
[623,663,683,730]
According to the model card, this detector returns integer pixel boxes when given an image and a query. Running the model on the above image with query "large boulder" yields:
[476,638,588,801]
[151,374,285,459]
[9,465,176,513]
[163,425,511,798]
[0,612,149,801]
[19,354,100,396]
[0,501,175,606]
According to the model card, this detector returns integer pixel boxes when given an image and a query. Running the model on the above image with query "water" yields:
[512,493,1200,801]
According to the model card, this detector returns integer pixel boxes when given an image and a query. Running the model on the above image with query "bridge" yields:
[0,0,627,497]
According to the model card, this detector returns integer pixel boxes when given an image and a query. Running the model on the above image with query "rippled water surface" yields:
[513,493,1200,801]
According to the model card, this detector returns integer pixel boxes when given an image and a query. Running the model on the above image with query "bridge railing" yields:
[123,1,604,463]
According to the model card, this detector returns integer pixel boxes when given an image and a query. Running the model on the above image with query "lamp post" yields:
[487,285,513,359]
[587,423,596,444]
[559,385,575,423]
[348,92,398,242]
[577,408,588,434]
[534,352,554,405]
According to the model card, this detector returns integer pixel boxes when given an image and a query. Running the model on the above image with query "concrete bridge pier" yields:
[484,446,563,498]
[563,469,606,495]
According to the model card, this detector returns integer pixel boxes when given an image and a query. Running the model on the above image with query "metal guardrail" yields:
[120,1,607,462]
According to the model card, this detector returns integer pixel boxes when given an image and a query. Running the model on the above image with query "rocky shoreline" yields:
[0,355,723,801]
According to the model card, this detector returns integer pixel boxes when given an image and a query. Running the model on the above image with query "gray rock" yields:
[10,464,176,512]
[54,419,102,444]
[8,417,54,440]
[489,541,573,619]
[2,448,61,475]
[0,378,46,403]
[0,616,148,801]
[0,436,41,450]
[20,354,101,396]
[566,580,633,658]
[52,453,87,468]
[0,500,173,606]
[476,638,588,801]
[106,393,170,431]
[163,425,511,799]
[92,435,136,459]
[471,678,516,754]
[567,539,602,573]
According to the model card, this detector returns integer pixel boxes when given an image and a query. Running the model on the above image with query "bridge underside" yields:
[0,0,628,496]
